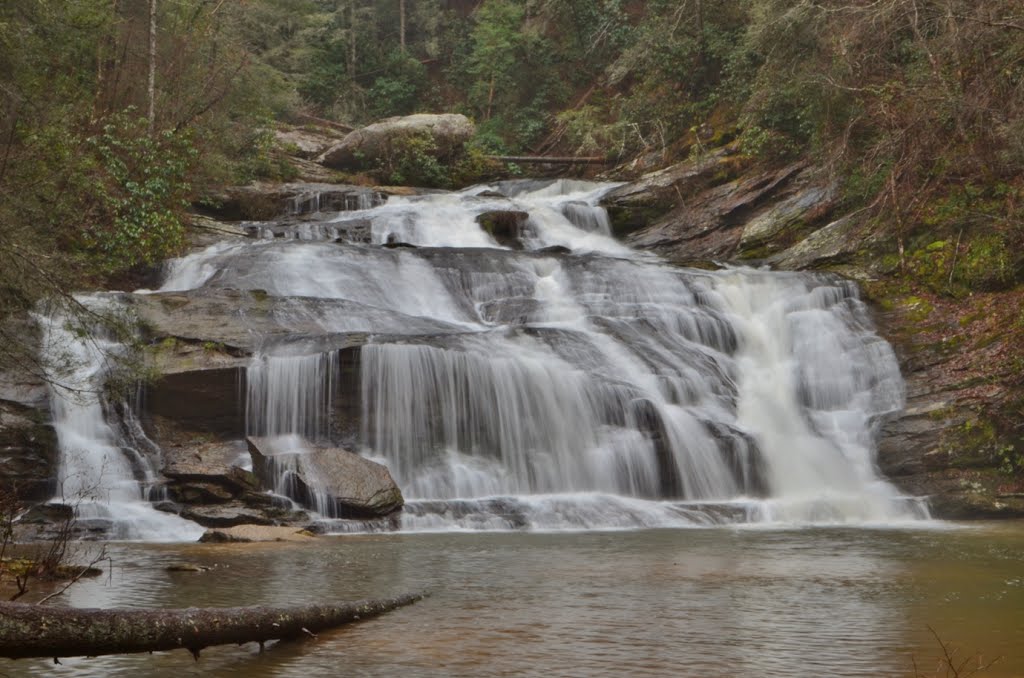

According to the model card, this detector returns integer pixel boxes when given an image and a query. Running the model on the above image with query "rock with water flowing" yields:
[15,176,941,539]
[476,210,530,249]
[199,183,383,221]
[317,113,474,171]
[247,436,404,518]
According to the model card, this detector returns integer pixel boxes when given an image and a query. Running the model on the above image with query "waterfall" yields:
[247,352,337,441]
[42,178,927,537]
[35,297,203,541]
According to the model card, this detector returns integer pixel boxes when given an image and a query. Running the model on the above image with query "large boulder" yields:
[316,114,474,171]
[247,436,403,518]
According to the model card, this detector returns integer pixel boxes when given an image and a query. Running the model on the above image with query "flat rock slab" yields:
[177,502,281,528]
[199,525,317,543]
[162,440,250,481]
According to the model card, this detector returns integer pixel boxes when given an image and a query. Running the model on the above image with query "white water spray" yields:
[36,298,203,541]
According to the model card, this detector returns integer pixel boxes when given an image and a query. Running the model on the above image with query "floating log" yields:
[486,155,610,165]
[0,594,422,660]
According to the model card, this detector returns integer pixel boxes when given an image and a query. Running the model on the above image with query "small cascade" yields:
[246,352,338,441]
[560,201,613,234]
[243,434,339,516]
[287,191,323,216]
[35,298,203,541]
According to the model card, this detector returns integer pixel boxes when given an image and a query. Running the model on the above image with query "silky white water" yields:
[45,179,926,537]
[147,179,929,531]
[35,298,204,541]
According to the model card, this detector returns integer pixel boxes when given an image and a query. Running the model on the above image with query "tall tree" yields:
[147,0,157,133]
[399,0,406,52]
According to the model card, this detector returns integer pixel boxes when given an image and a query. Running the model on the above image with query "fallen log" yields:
[486,155,610,165]
[0,593,422,660]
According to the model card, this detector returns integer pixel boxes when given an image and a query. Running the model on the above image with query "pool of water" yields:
[7,523,1024,677]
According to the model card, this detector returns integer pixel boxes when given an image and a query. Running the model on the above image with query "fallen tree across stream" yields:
[486,155,610,165]
[0,593,423,660]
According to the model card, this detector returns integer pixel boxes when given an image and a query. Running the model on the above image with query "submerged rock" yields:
[317,113,474,171]
[198,525,316,543]
[247,436,404,518]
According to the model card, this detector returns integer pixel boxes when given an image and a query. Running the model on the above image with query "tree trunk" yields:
[349,0,358,79]
[399,0,406,53]
[147,0,157,133]
[487,155,609,165]
[0,594,422,660]
[486,74,495,121]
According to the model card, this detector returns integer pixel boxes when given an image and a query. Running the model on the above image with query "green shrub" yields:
[80,112,197,274]
[378,132,449,188]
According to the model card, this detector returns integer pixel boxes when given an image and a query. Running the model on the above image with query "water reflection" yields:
[10,526,1023,677]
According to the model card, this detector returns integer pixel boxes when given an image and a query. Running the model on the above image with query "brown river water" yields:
[4,523,1023,677]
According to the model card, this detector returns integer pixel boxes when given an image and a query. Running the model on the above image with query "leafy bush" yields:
[377,132,449,187]
[368,52,428,119]
[80,112,197,274]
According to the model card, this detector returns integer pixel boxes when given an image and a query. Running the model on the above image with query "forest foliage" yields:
[0,0,1022,326]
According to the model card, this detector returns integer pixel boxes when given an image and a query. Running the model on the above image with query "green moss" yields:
[928,406,955,421]
[958,310,987,327]
[901,296,934,322]
[606,204,669,237]
[942,415,1023,476]
[955,234,1016,291]
[737,245,770,260]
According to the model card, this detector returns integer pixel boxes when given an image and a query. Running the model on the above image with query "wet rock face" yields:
[872,291,1024,520]
[0,352,53,500]
[625,164,836,264]
[143,367,246,438]
[247,436,404,518]
[475,210,530,249]
[0,400,57,502]
[602,148,737,237]
[604,152,839,266]
[317,113,475,172]
[199,183,384,222]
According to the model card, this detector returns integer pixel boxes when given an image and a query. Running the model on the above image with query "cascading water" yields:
[35,297,203,541]
[148,178,927,532]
